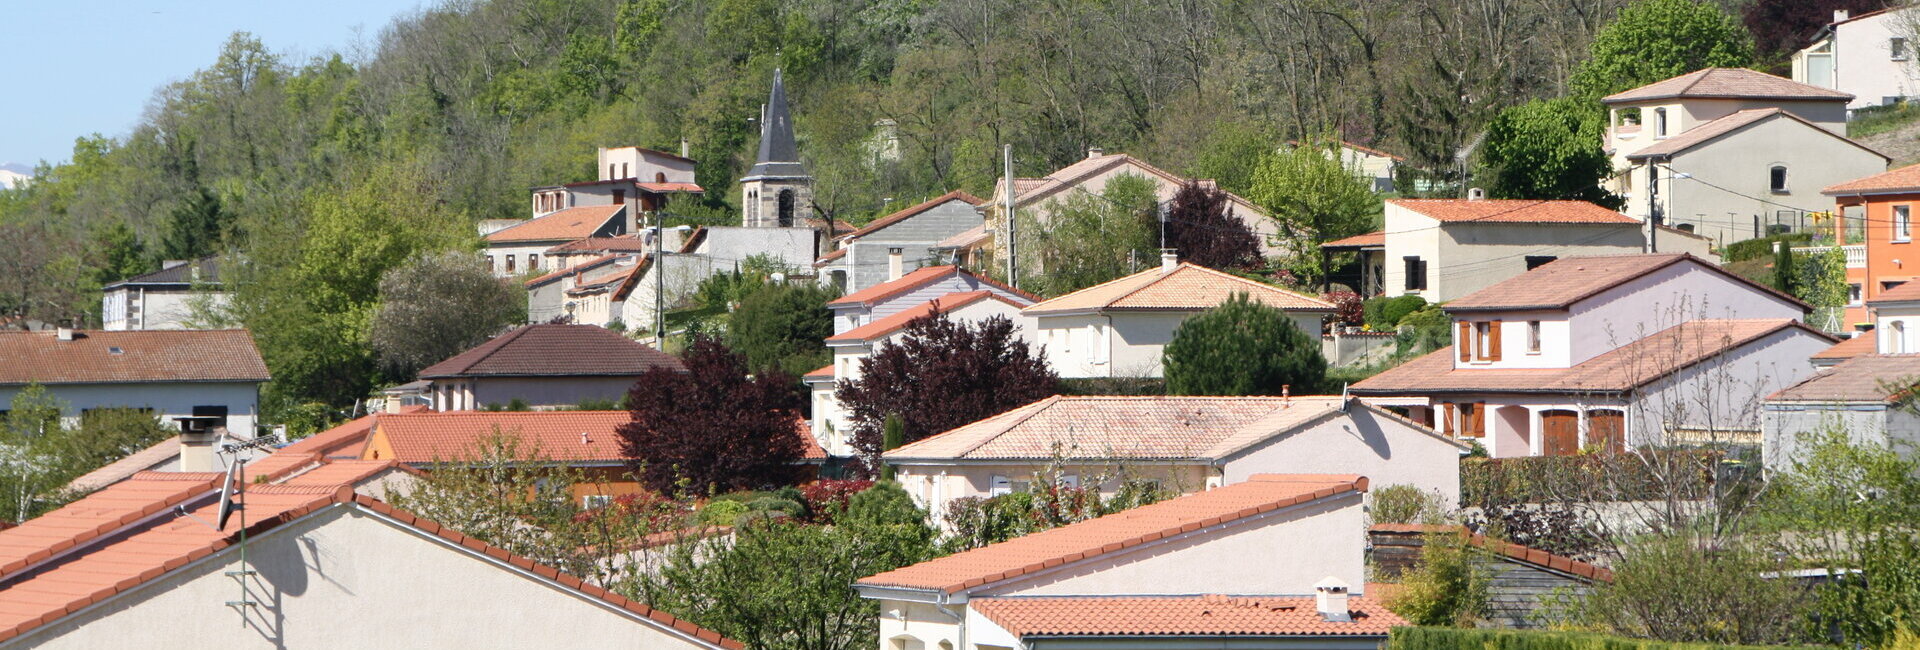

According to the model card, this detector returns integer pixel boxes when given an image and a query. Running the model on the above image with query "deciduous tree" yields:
[1477,98,1622,208]
[619,336,805,494]
[1164,182,1263,271]
[1021,173,1159,296]
[1246,141,1378,286]
[370,250,527,378]
[1567,0,1755,101]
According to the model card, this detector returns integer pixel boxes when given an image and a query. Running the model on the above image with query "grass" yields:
[1850,102,1920,139]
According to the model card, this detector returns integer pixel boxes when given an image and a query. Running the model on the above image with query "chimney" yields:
[176,421,225,472]
[55,326,74,342]
[161,259,189,270]
[385,394,403,414]
[888,247,905,281]
[1467,187,1487,201]
[1087,146,1105,159]
[1160,248,1179,273]
[1835,9,1849,22]
[680,138,690,158]
[1314,577,1352,622]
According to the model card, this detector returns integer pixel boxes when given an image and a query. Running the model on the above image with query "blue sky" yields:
[0,0,423,169]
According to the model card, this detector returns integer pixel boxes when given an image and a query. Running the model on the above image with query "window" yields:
[1894,37,1910,61]
[608,164,616,179]
[1403,256,1427,291]
[656,172,667,183]
[506,255,516,273]
[1525,255,1557,270]
[622,163,630,178]
[1769,166,1789,193]
[1850,283,1864,306]
[990,475,1011,496]
[582,495,614,509]
[486,255,494,272]
[777,189,797,227]
[1893,321,1908,354]
[529,254,540,270]
[612,189,626,206]
[1897,206,1912,242]
[1527,321,1542,353]
[1654,108,1669,138]
[1474,322,1490,359]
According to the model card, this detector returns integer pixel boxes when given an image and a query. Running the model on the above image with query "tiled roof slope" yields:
[1870,278,1920,304]
[62,438,184,493]
[1811,335,1877,361]
[1352,319,1830,395]
[837,190,984,242]
[1443,253,1806,313]
[1322,231,1385,248]
[485,205,626,243]
[1826,163,1920,196]
[1389,199,1637,224]
[1602,67,1852,103]
[368,410,826,463]
[102,257,221,288]
[826,291,1021,344]
[546,235,652,254]
[1024,263,1333,316]
[856,474,1366,593]
[1768,354,1920,402]
[0,329,269,386]
[827,265,1037,308]
[1369,523,1613,581]
[971,595,1403,638]
[1627,108,1883,161]
[418,324,684,378]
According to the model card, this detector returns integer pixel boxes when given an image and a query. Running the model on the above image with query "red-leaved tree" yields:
[618,336,804,494]
[1165,181,1264,271]
[836,310,1058,469]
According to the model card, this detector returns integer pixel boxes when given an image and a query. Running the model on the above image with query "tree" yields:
[160,184,229,261]
[0,387,173,522]
[1164,293,1327,396]
[726,282,835,377]
[1164,182,1264,271]
[1573,533,1810,644]
[1022,173,1160,296]
[835,310,1057,467]
[878,414,903,481]
[1246,141,1378,286]
[1743,0,1885,66]
[89,222,152,287]
[369,250,526,378]
[1477,98,1623,208]
[1386,530,1490,627]
[1567,0,1755,101]
[1772,243,1798,296]
[618,336,805,494]
[1798,246,1849,332]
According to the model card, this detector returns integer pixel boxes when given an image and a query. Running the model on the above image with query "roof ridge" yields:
[1179,264,1334,307]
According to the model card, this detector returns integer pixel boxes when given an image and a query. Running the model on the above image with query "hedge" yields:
[1364,295,1429,330]
[1721,233,1812,263]
[1459,451,1721,507]
[1388,627,1824,650]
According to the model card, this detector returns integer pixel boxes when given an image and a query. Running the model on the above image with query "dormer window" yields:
[1654,108,1669,138]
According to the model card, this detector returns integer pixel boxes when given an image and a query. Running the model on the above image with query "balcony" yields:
[1790,244,1866,269]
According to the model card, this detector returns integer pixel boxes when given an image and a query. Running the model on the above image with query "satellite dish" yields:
[215,461,244,530]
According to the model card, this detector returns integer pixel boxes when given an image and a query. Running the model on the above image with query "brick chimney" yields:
[1314,576,1352,622]
[176,420,226,473]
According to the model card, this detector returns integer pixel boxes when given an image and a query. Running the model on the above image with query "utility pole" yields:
[654,213,667,350]
[1003,144,1017,288]
[1646,163,1662,254]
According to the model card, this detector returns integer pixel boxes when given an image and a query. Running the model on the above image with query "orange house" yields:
[1826,164,1920,326]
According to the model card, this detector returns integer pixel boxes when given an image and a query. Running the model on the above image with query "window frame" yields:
[1403,256,1427,291]
[1894,37,1911,61]
[1473,322,1491,361]
[1527,321,1542,354]
[1654,108,1669,138]
[1769,166,1789,193]
[1896,205,1913,243]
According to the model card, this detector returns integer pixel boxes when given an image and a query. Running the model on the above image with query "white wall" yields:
[1834,10,1920,111]
[1452,310,1573,370]
[1629,326,1835,445]
[1879,303,1920,353]
[1222,408,1462,505]
[1565,259,1807,366]
[1,381,260,434]
[1036,310,1321,379]
[1435,223,1647,303]
[1382,205,1442,300]
[1763,404,1898,470]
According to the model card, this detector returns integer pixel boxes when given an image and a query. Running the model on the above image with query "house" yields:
[0,329,268,435]
[882,395,1464,518]
[615,226,821,336]
[807,290,1034,458]
[1327,198,1692,301]
[1024,255,1334,378]
[855,474,1402,650]
[1290,140,1405,193]
[486,204,630,277]
[817,191,986,295]
[529,145,703,226]
[1793,8,1920,112]
[1351,253,1835,457]
[1368,524,1610,629]
[1871,279,1920,353]
[1825,163,1920,316]
[100,257,226,331]
[417,324,683,411]
[1763,354,1920,471]
[1600,67,1886,246]
[62,405,432,495]
[826,265,1036,335]
[0,472,739,649]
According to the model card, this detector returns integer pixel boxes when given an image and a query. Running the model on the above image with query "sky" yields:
[0,0,425,170]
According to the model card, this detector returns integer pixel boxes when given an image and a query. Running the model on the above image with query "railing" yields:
[1789,244,1866,268]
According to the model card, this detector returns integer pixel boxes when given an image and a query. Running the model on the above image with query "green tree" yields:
[726,282,835,377]
[1478,98,1622,208]
[1574,533,1810,645]
[1567,0,1756,101]
[90,222,152,286]
[1798,246,1849,332]
[1022,173,1160,296]
[160,185,229,261]
[1386,530,1489,626]
[1164,293,1327,396]
[369,250,527,378]
[840,481,925,528]
[0,387,173,522]
[878,414,903,481]
[1246,141,1378,286]
[1772,244,1798,296]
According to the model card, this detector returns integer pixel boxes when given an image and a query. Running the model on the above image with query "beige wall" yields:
[894,463,1214,521]
[1036,310,1321,379]
[1222,408,1462,505]
[12,507,723,649]
[1435,222,1648,302]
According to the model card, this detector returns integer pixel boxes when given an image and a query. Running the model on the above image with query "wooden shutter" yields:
[1458,322,1472,362]
[1441,403,1455,435]
[1488,321,1503,361]
[1470,402,1486,437]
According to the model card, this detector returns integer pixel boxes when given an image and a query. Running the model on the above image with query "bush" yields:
[1164,293,1326,395]
[698,499,748,526]
[1363,295,1428,330]
[798,479,874,523]
[1460,452,1719,507]
[1387,626,1825,650]
[1721,232,1812,263]
[1370,484,1446,525]
[1394,306,1450,357]
[1057,377,1168,395]
[1575,534,1812,645]
[743,496,805,520]
[1325,290,1364,326]
[842,481,926,527]
[1387,530,1489,626]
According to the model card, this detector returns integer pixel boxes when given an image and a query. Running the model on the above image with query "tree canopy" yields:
[1164,182,1264,271]
[618,336,805,494]
[370,250,527,378]
[1021,173,1159,297]
[1246,141,1378,285]
[1567,0,1756,101]
[726,281,836,377]
[1477,98,1623,208]
[1163,293,1327,396]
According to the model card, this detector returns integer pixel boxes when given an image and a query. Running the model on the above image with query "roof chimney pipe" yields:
[888,247,905,282]
[1467,188,1487,201]
[1835,9,1850,22]
[1160,249,1179,274]
[680,138,691,158]
[1087,146,1105,160]
[1315,577,1352,622]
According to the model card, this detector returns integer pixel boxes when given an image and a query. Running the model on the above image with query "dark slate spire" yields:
[744,68,808,180]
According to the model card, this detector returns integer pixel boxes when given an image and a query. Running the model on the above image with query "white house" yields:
[883,395,1465,519]
[1601,67,1887,246]
[1793,8,1920,112]
[1024,255,1334,379]
[0,329,268,435]
[485,204,629,277]
[825,265,1036,335]
[816,191,986,295]
[1763,354,1920,471]
[855,474,1400,650]
[1291,139,1404,193]
[1872,279,1920,354]
[100,258,227,331]
[1352,253,1835,457]
[806,290,1035,458]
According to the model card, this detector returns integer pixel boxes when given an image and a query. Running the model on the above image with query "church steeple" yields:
[741,69,814,228]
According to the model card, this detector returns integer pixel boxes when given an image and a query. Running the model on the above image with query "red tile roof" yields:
[1369,523,1613,581]
[278,458,418,486]
[1767,354,1920,402]
[1443,253,1806,313]
[826,265,1038,308]
[836,191,985,242]
[856,474,1366,593]
[62,438,186,493]
[1627,108,1884,161]
[485,205,627,243]
[802,364,835,381]
[1352,319,1833,396]
[1811,334,1878,361]
[825,291,1022,344]
[638,182,705,193]
[525,253,627,288]
[1602,67,1852,103]
[1871,278,1920,303]
[546,235,652,254]
[811,248,848,267]
[418,324,683,379]
[1024,263,1334,315]
[971,595,1404,638]
[0,329,268,386]
[1321,231,1385,249]
[368,410,824,464]
[1826,163,1920,196]
[1388,199,1638,224]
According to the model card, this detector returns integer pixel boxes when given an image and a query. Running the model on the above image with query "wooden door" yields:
[1541,410,1579,456]
[1588,410,1626,454]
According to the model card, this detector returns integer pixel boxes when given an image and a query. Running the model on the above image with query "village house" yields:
[1289,139,1404,193]
[815,191,987,295]
[1368,524,1610,629]
[1763,354,1920,470]
[1351,253,1834,457]
[1024,254,1333,379]
[490,144,705,279]
[1794,8,1920,113]
[1825,163,1920,318]
[882,395,1464,519]
[0,328,267,435]
[0,470,738,649]
[826,265,1036,335]
[806,290,1034,458]
[417,323,683,411]
[100,257,226,331]
[485,204,630,277]
[855,474,1401,650]
[1601,67,1886,246]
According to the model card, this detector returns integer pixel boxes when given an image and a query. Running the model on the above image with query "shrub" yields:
[1370,484,1446,525]
[1057,377,1167,395]
[1721,232,1812,262]
[1387,530,1489,626]
[743,496,805,520]
[1165,293,1327,395]
[1387,626,1825,650]
[798,479,874,523]
[1395,306,1451,357]
[1363,295,1427,330]
[842,481,926,528]
[1575,534,1812,645]
[1460,452,1718,507]
[1325,290,1364,326]
[698,499,748,525]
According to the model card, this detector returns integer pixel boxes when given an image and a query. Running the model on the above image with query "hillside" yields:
[1858,110,1920,167]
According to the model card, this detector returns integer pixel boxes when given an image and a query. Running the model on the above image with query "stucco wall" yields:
[1834,11,1920,110]
[844,200,985,293]
[1762,404,1894,470]
[1222,408,1462,505]
[0,381,260,434]
[1036,310,1320,379]
[831,275,1028,334]
[466,376,646,409]
[1382,205,1442,300]
[1565,259,1807,366]
[1629,327,1835,445]
[1649,116,1886,246]
[12,507,720,649]
[1452,310,1573,370]
[1434,223,1647,303]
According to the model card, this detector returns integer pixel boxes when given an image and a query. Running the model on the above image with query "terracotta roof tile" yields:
[826,265,1037,308]
[62,438,184,493]
[1024,263,1333,316]
[485,205,626,243]
[837,191,984,242]
[826,291,1019,344]
[278,459,413,486]
[1368,524,1613,582]
[1321,231,1384,249]
[1811,335,1878,360]
[1768,354,1920,402]
[418,324,683,379]
[1389,199,1638,224]
[0,330,268,386]
[524,254,626,288]
[545,235,651,254]
[369,411,634,464]
[801,364,834,381]
[1627,108,1882,161]
[971,595,1403,638]
[1352,319,1830,396]
[1443,253,1805,313]
[1871,279,1920,304]
[1602,68,1852,103]
[1826,163,1920,196]
[855,474,1366,593]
